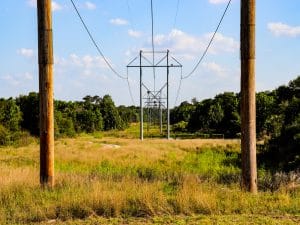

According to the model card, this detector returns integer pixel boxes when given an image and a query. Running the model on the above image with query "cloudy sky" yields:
[0,0,300,106]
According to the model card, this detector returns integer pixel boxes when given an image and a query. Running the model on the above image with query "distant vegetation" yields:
[0,77,299,224]
[0,93,134,145]
[171,76,299,172]
[0,76,299,172]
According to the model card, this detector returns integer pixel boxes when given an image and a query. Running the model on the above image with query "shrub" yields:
[172,121,188,132]
[0,124,10,146]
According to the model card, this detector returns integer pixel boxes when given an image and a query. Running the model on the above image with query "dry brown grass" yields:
[0,135,299,224]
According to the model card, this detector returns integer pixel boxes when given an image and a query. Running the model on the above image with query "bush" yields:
[55,111,76,138]
[0,124,10,146]
[172,121,188,132]
[0,126,35,147]
[0,99,22,132]
[10,131,35,147]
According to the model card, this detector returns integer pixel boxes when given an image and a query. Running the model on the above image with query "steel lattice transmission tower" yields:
[127,50,182,140]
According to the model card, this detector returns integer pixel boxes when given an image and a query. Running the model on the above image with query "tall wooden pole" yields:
[38,0,55,187]
[240,0,257,193]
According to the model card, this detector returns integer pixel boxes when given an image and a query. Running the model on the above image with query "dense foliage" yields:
[260,77,300,171]
[170,76,299,171]
[170,77,299,138]
[0,93,129,144]
[0,76,299,172]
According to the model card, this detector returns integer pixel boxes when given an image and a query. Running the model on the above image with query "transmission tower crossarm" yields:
[127,50,182,140]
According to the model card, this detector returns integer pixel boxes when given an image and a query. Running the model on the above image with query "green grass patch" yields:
[0,135,299,224]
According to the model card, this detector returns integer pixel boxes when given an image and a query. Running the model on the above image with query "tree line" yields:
[0,76,299,171]
[170,76,299,171]
[0,93,139,145]
[171,76,299,138]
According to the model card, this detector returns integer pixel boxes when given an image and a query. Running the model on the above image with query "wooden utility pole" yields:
[240,0,257,193]
[38,0,55,187]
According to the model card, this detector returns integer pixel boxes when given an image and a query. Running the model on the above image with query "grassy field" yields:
[0,131,299,224]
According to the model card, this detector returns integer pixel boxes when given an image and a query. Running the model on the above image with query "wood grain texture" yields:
[38,0,54,188]
[240,0,257,193]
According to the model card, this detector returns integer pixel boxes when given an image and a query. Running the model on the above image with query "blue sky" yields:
[0,0,300,106]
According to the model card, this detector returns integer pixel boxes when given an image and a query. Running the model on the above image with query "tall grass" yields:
[0,135,299,224]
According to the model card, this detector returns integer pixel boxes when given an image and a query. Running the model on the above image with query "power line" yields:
[173,0,180,29]
[174,67,183,106]
[174,0,232,106]
[182,0,232,79]
[126,68,136,105]
[126,0,137,32]
[150,0,156,91]
[126,77,136,106]
[70,0,127,80]
[70,0,136,105]
[126,0,133,24]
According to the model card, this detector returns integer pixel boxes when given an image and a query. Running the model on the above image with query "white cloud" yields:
[1,74,20,86]
[128,29,143,38]
[27,0,63,11]
[205,32,238,54]
[110,18,129,26]
[17,48,34,58]
[209,0,229,4]
[268,22,300,37]
[52,1,62,11]
[85,1,96,10]
[24,72,34,80]
[202,62,227,77]
[151,29,238,59]
[1,72,34,86]
[55,54,109,74]
[27,0,36,7]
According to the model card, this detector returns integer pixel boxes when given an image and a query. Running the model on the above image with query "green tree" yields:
[171,101,195,125]
[54,111,76,137]
[208,101,224,129]
[0,98,22,131]
[118,105,139,127]
[16,92,39,135]
[214,92,240,137]
[70,96,104,133]
[188,99,213,132]
[256,91,276,137]
[99,95,124,130]
[262,76,300,171]
[75,108,103,133]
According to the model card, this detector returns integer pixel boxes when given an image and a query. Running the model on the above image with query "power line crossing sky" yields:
[0,0,300,106]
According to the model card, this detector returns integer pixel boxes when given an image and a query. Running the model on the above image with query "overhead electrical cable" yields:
[126,68,136,105]
[127,79,136,105]
[126,0,137,32]
[174,67,183,106]
[173,0,180,29]
[150,0,156,91]
[173,0,232,106]
[70,0,136,105]
[70,0,127,80]
[182,0,232,79]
